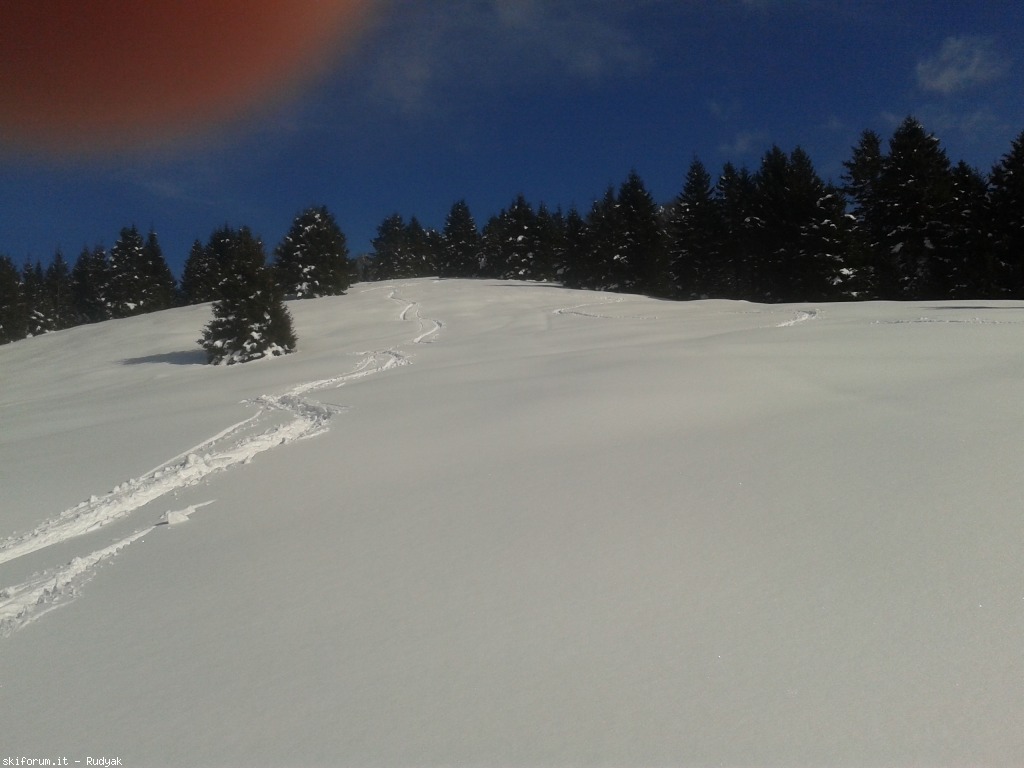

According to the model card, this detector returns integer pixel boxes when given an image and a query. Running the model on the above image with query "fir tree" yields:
[498,195,541,280]
[21,259,52,336]
[714,163,757,299]
[370,214,409,280]
[107,225,147,317]
[199,227,296,364]
[439,200,481,278]
[875,117,954,299]
[274,205,352,298]
[71,245,110,323]
[557,206,589,288]
[181,239,221,304]
[940,162,992,297]
[668,158,722,299]
[584,186,620,290]
[139,230,177,311]
[0,255,28,344]
[752,146,851,302]
[611,170,667,296]
[45,250,76,329]
[841,130,886,297]
[988,129,1024,296]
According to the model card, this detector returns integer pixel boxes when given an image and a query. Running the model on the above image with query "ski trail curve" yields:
[776,309,819,327]
[1,287,442,635]
[553,297,660,321]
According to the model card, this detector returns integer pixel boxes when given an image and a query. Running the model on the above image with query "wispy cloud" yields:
[718,130,767,159]
[361,0,652,116]
[916,36,1009,95]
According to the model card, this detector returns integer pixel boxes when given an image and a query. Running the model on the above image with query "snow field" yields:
[1,279,1023,766]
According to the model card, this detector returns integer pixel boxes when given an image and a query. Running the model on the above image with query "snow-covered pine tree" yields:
[667,157,722,299]
[714,163,759,300]
[499,195,540,280]
[273,205,351,298]
[21,259,53,336]
[71,245,111,323]
[555,206,588,288]
[611,170,666,296]
[181,239,221,304]
[874,117,954,299]
[45,250,76,330]
[0,255,28,344]
[439,199,481,278]
[841,129,886,298]
[584,186,620,291]
[370,213,409,280]
[939,161,992,297]
[107,225,147,318]
[139,230,177,311]
[752,146,851,302]
[988,129,1024,297]
[199,227,296,365]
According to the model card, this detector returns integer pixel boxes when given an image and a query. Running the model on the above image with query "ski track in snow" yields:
[776,309,819,327]
[0,287,441,636]
[553,297,660,320]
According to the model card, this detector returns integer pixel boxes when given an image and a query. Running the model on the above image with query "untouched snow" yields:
[1,279,1022,766]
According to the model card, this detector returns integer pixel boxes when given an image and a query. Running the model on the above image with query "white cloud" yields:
[916,36,1009,95]
[718,130,767,158]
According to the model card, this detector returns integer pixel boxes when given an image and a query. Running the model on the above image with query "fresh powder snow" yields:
[1,278,1022,766]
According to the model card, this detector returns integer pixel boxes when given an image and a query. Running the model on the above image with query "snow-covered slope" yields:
[1,279,1022,766]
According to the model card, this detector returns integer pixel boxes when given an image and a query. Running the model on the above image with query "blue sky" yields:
[2,0,1023,277]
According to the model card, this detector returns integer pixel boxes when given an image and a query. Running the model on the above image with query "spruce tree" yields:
[140,230,177,311]
[370,214,409,280]
[21,259,52,336]
[875,117,954,299]
[499,195,540,280]
[989,129,1024,296]
[668,158,722,299]
[181,239,221,304]
[45,250,76,330]
[841,130,886,297]
[274,205,352,298]
[751,146,851,302]
[439,200,481,278]
[71,245,111,323]
[199,227,296,364]
[940,161,992,297]
[557,207,589,288]
[107,225,147,317]
[584,186,621,291]
[0,255,28,344]
[613,171,667,296]
[715,163,757,299]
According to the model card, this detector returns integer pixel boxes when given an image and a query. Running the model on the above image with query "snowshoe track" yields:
[0,286,442,635]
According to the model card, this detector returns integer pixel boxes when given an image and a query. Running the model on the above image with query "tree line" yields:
[2,116,1024,361]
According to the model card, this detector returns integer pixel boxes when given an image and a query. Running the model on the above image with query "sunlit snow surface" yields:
[1,279,1022,766]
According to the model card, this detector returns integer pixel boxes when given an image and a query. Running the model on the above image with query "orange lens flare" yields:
[0,0,374,155]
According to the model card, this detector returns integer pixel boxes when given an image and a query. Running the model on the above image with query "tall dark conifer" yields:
[668,158,721,299]
[274,205,351,298]
[988,129,1024,296]
[0,255,27,344]
[875,117,954,299]
[439,200,480,278]
[45,250,75,329]
[199,227,296,364]
[71,245,110,323]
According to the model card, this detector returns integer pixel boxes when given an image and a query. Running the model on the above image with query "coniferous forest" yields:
[2,117,1024,359]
